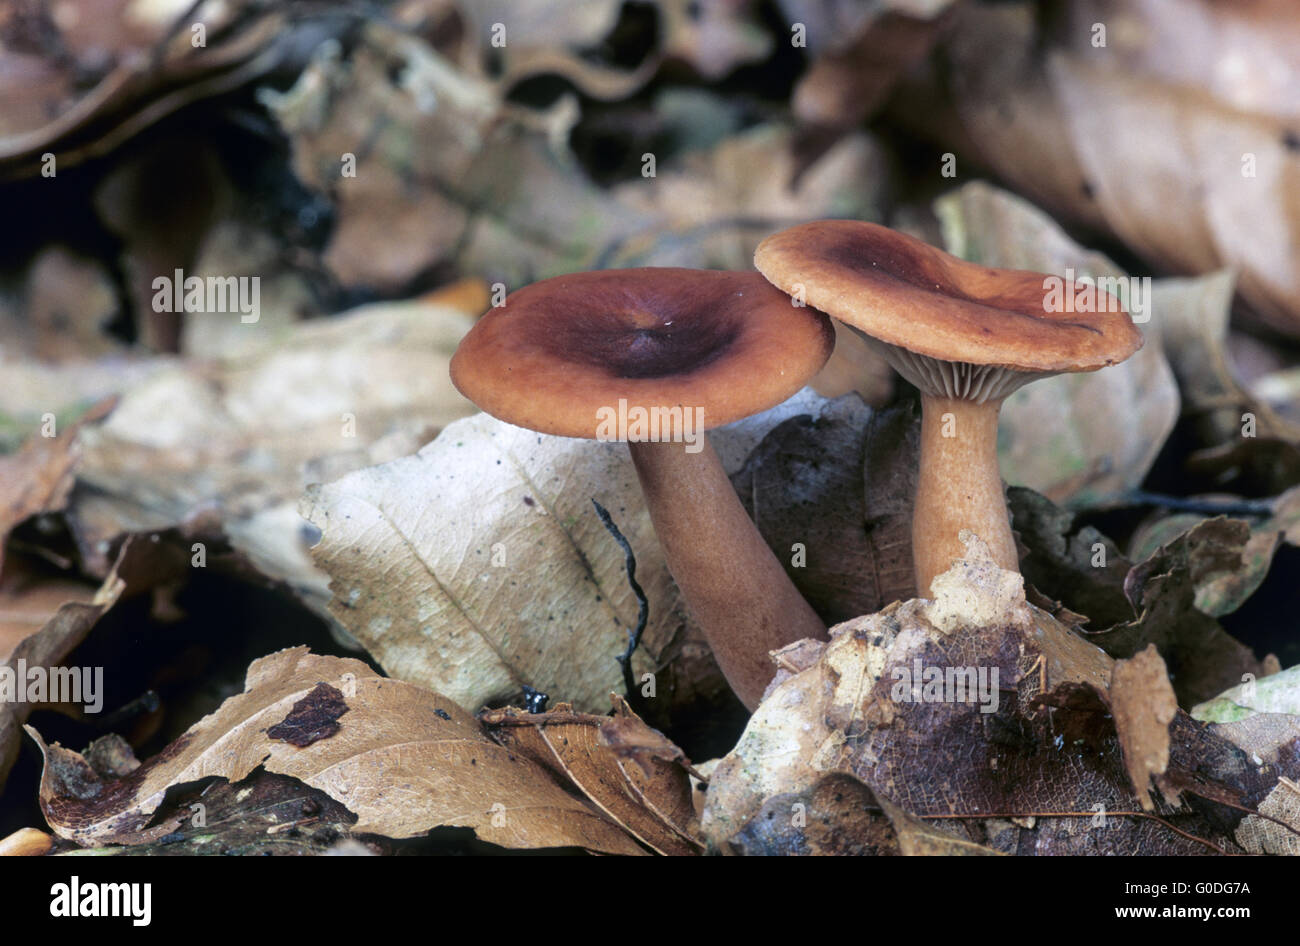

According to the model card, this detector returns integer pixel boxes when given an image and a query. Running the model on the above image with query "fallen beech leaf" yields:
[936,182,1179,507]
[790,4,954,130]
[809,320,895,406]
[1110,645,1179,811]
[16,246,123,360]
[702,536,1290,855]
[1009,487,1134,630]
[0,827,52,857]
[0,3,284,179]
[0,568,99,663]
[28,647,644,853]
[898,4,1300,335]
[301,390,826,716]
[1061,0,1300,123]
[1051,55,1300,338]
[1207,710,1300,855]
[657,0,772,81]
[610,123,888,272]
[1009,488,1273,705]
[481,696,700,855]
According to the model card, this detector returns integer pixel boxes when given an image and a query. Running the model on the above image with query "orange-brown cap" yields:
[755,220,1142,397]
[450,268,835,438]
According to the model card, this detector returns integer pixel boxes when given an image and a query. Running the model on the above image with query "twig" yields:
[592,500,648,705]
[1120,490,1275,518]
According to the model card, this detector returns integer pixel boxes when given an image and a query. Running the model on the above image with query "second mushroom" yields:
[755,220,1144,597]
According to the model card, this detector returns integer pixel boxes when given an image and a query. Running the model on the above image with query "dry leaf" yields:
[0,541,133,790]
[481,696,701,855]
[1127,487,1300,617]
[702,535,1289,855]
[28,646,644,853]
[1156,270,1300,443]
[1050,54,1300,337]
[1086,518,1271,706]
[1109,645,1178,811]
[301,389,825,716]
[730,396,917,624]
[66,295,476,599]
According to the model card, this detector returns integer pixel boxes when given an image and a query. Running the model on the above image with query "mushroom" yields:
[754,220,1143,596]
[450,267,835,709]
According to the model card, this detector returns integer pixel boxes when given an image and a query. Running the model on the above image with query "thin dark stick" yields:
[592,500,649,703]
[1121,490,1275,517]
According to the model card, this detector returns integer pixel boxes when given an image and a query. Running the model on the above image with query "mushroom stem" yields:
[628,438,826,710]
[914,395,1019,595]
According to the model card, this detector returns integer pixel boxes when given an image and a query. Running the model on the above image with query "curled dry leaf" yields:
[1009,487,1274,706]
[701,535,1294,855]
[0,538,138,791]
[301,390,825,717]
[1109,645,1179,811]
[27,647,644,854]
[1085,518,1274,706]
[0,1,285,179]
[481,696,701,855]
[936,181,1179,507]
[1128,487,1300,617]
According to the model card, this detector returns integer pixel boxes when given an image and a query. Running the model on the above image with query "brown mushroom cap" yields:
[755,220,1143,378]
[450,268,835,438]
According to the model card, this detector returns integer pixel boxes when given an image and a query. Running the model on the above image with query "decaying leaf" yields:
[1127,487,1300,617]
[701,535,1296,855]
[301,389,826,716]
[28,647,645,854]
[481,696,701,855]
[1086,518,1273,706]
[1009,486,1134,630]
[1109,645,1179,811]
[724,770,1001,856]
[730,396,916,625]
